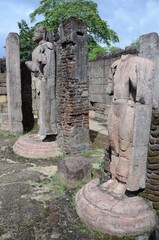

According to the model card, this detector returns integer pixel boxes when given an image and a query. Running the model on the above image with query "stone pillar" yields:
[139,33,159,107]
[56,17,89,153]
[139,32,159,209]
[6,33,23,135]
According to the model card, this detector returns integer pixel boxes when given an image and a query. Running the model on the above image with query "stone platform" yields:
[13,134,62,159]
[75,178,157,237]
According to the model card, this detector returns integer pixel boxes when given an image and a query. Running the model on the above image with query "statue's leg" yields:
[112,100,135,196]
[38,79,46,137]
[101,103,120,191]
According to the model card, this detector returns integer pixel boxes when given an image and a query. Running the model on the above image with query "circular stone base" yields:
[75,178,157,237]
[13,134,62,159]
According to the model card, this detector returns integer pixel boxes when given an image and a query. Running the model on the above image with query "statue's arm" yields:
[106,68,114,95]
[40,42,54,78]
[106,61,118,95]
[25,60,39,73]
[25,61,33,71]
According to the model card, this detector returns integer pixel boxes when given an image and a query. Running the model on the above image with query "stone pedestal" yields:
[13,134,62,159]
[76,179,157,237]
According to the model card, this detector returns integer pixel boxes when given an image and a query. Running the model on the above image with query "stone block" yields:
[57,156,92,184]
[0,95,7,103]
[89,67,104,79]
[133,104,152,147]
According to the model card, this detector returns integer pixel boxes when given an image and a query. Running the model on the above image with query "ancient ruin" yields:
[6,33,23,135]
[102,54,154,195]
[76,53,157,237]
[26,26,57,140]
[2,17,159,238]
[55,17,89,153]
[10,17,89,158]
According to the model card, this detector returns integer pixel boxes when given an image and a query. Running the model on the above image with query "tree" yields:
[18,20,36,60]
[89,45,121,61]
[30,0,119,46]
[130,38,140,47]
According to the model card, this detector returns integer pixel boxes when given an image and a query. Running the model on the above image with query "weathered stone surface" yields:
[6,33,23,135]
[145,193,159,202]
[146,177,159,185]
[153,113,159,119]
[0,73,8,130]
[75,179,157,237]
[148,149,159,157]
[106,54,154,192]
[13,134,62,159]
[153,202,159,209]
[151,125,157,131]
[148,156,159,164]
[57,156,92,184]
[146,182,159,191]
[151,131,159,138]
[26,26,57,137]
[149,144,159,151]
[147,172,159,180]
[147,162,159,171]
[55,17,89,153]
[89,47,138,120]
[139,32,159,107]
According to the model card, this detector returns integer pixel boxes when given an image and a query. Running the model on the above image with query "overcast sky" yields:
[0,0,159,57]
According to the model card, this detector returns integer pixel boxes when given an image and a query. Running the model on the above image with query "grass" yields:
[42,173,67,197]
[0,129,13,137]
[81,148,104,159]
[75,220,137,240]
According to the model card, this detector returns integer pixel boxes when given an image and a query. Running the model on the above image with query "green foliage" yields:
[107,45,120,52]
[48,173,67,196]
[19,1,119,60]
[89,45,107,60]
[130,38,140,47]
[30,0,119,45]
[81,148,104,158]
[89,44,120,60]
[18,20,36,60]
[75,220,136,239]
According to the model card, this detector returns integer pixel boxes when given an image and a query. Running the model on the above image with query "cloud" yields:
[95,0,159,48]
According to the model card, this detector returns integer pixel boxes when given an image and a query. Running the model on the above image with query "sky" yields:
[0,0,159,57]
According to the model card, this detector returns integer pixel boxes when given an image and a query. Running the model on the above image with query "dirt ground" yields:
[0,129,157,240]
[0,129,111,240]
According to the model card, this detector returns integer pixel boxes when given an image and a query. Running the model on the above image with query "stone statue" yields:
[101,54,154,196]
[26,26,57,140]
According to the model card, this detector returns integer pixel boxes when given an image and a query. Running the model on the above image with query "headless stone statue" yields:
[101,54,154,197]
[26,26,57,140]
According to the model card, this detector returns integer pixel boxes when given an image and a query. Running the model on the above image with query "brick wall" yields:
[56,17,89,153]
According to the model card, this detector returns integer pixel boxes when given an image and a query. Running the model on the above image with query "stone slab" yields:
[13,134,62,159]
[0,95,7,103]
[75,179,157,237]
[57,156,92,184]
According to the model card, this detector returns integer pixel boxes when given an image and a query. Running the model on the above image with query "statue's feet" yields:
[33,134,46,141]
[100,179,118,192]
[112,182,126,197]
